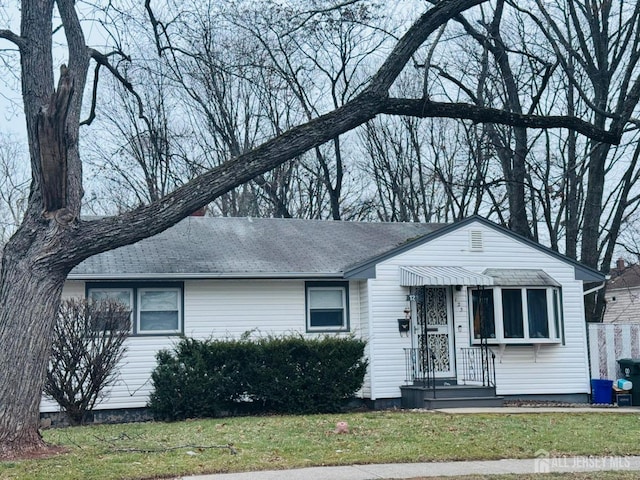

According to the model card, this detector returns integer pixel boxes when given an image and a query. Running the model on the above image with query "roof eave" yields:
[67,272,346,281]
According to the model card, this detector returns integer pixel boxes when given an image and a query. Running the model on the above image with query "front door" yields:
[411,286,455,378]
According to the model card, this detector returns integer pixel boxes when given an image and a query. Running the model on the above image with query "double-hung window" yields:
[87,288,134,332]
[87,283,183,335]
[138,288,181,333]
[305,282,349,332]
[470,286,562,344]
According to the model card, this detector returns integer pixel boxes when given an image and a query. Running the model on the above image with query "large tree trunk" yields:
[0,227,70,457]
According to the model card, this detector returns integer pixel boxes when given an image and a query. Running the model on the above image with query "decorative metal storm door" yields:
[411,286,455,378]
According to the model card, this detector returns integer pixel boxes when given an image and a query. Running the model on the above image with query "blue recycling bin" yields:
[591,379,613,404]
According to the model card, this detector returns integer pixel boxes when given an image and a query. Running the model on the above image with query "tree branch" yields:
[87,48,152,128]
[0,29,25,50]
[365,0,485,95]
[80,63,101,126]
[55,0,621,268]
[379,98,620,145]
[112,444,237,454]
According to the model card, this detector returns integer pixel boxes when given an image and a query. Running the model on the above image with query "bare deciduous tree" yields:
[0,136,28,244]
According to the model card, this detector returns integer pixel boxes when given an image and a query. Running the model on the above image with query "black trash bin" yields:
[618,358,640,406]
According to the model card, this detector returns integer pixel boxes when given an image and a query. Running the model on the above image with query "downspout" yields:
[366,278,376,404]
[583,278,608,389]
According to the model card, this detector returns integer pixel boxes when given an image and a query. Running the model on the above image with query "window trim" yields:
[86,282,184,336]
[305,281,350,332]
[469,286,562,345]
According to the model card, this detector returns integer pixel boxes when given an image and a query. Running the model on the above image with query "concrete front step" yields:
[401,384,501,409]
[424,396,505,409]
[424,385,496,399]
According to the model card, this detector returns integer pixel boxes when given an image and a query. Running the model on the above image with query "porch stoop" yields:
[400,383,504,409]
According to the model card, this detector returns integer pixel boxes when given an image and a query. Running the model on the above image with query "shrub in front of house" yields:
[148,335,367,420]
[44,298,131,425]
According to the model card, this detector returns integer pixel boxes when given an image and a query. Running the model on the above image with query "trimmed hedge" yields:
[148,335,368,420]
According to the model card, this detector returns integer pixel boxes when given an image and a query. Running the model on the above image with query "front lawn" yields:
[1,411,639,480]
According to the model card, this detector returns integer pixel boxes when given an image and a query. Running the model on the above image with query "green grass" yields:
[1,411,640,479]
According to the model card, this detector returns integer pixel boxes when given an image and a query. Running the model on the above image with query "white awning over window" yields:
[482,268,561,287]
[399,266,495,286]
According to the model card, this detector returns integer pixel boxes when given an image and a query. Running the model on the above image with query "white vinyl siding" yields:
[44,279,363,412]
[366,221,589,400]
[603,286,640,324]
[61,280,85,299]
[359,280,372,398]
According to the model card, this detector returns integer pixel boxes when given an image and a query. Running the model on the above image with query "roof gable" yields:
[344,216,604,282]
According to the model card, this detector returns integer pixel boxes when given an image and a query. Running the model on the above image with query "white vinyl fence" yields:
[588,323,640,380]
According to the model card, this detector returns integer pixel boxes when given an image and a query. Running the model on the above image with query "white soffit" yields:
[400,266,495,286]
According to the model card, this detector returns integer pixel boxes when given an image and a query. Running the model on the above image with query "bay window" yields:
[470,286,562,344]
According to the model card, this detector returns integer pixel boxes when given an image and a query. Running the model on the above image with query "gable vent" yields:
[469,230,483,251]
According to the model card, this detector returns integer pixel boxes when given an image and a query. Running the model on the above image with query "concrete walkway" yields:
[183,456,640,479]
[433,406,640,414]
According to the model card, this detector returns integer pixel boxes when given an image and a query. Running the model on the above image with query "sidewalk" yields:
[433,406,640,414]
[183,456,640,479]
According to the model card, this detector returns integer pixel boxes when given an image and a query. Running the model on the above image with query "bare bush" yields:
[44,299,131,425]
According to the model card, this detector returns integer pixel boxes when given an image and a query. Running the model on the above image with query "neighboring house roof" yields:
[607,264,640,290]
[69,215,605,282]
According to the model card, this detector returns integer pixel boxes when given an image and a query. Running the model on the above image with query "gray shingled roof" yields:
[70,217,446,279]
[608,264,640,290]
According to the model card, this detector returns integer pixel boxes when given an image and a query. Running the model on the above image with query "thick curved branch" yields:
[0,29,25,50]
[53,0,620,269]
[80,63,100,126]
[379,98,621,145]
[68,90,382,264]
[56,0,87,75]
[365,0,485,94]
[82,49,136,126]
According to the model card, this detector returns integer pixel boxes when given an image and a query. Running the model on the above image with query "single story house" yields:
[43,215,604,414]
